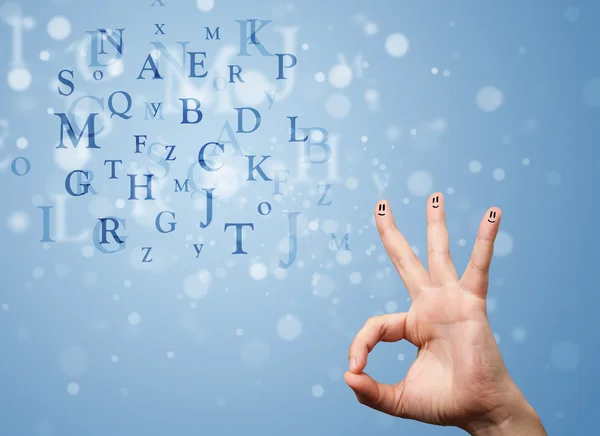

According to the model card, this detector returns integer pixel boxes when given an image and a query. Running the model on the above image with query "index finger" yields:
[375,200,430,298]
[348,313,409,374]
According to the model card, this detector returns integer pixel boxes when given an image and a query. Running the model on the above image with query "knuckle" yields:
[392,255,413,275]
[364,316,379,330]
[428,248,451,263]
[476,234,494,244]
[468,259,488,274]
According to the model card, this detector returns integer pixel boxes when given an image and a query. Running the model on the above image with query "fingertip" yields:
[348,355,366,374]
[375,199,395,232]
[348,332,370,369]
[482,207,502,228]
[344,371,362,393]
[375,199,390,217]
[344,371,370,392]
[427,192,445,218]
[429,191,444,201]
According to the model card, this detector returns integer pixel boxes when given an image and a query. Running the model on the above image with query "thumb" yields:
[344,370,405,417]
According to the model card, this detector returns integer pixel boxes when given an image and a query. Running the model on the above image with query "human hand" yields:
[345,194,546,435]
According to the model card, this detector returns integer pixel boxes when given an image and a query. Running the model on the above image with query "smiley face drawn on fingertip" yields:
[487,210,497,223]
[432,195,440,209]
[377,203,386,216]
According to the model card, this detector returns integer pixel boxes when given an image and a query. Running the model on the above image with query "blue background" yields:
[0,0,597,434]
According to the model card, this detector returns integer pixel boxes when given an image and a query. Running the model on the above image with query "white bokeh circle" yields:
[407,170,433,196]
[385,33,409,57]
[328,64,352,89]
[325,94,352,119]
[476,86,503,112]
[197,0,215,12]
[8,67,32,92]
[47,16,71,40]
[276,314,302,341]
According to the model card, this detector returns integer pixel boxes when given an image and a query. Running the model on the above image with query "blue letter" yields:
[246,155,272,181]
[228,65,244,83]
[317,183,332,206]
[275,54,297,80]
[98,217,125,244]
[199,188,215,229]
[141,247,153,262]
[235,19,273,56]
[198,142,224,171]
[55,113,99,149]
[128,174,155,200]
[288,116,308,142]
[329,233,350,251]
[216,121,243,156]
[155,211,176,233]
[93,217,127,253]
[104,160,122,179]
[302,127,330,164]
[279,212,300,268]
[224,222,254,254]
[273,169,289,196]
[108,91,132,119]
[11,157,30,176]
[137,54,162,79]
[58,70,74,96]
[174,179,190,193]
[65,170,91,196]
[205,27,220,40]
[144,102,164,120]
[188,52,208,78]
[236,107,261,133]
[180,98,203,124]
[134,135,147,153]
[38,206,56,243]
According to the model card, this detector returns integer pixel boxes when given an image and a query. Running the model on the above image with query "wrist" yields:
[464,384,547,436]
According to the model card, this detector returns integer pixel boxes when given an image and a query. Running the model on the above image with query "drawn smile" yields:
[377,203,386,216]
[432,195,440,209]
[487,210,497,223]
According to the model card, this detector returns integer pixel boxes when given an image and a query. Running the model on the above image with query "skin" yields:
[344,193,547,436]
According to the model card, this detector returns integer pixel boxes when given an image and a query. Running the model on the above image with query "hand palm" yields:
[401,287,510,426]
[345,194,515,429]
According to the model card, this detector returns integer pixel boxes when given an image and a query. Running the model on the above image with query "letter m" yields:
[329,233,350,251]
[205,27,220,40]
[55,113,100,149]
[174,178,190,193]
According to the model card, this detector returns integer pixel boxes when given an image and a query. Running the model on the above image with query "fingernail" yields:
[349,357,357,372]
